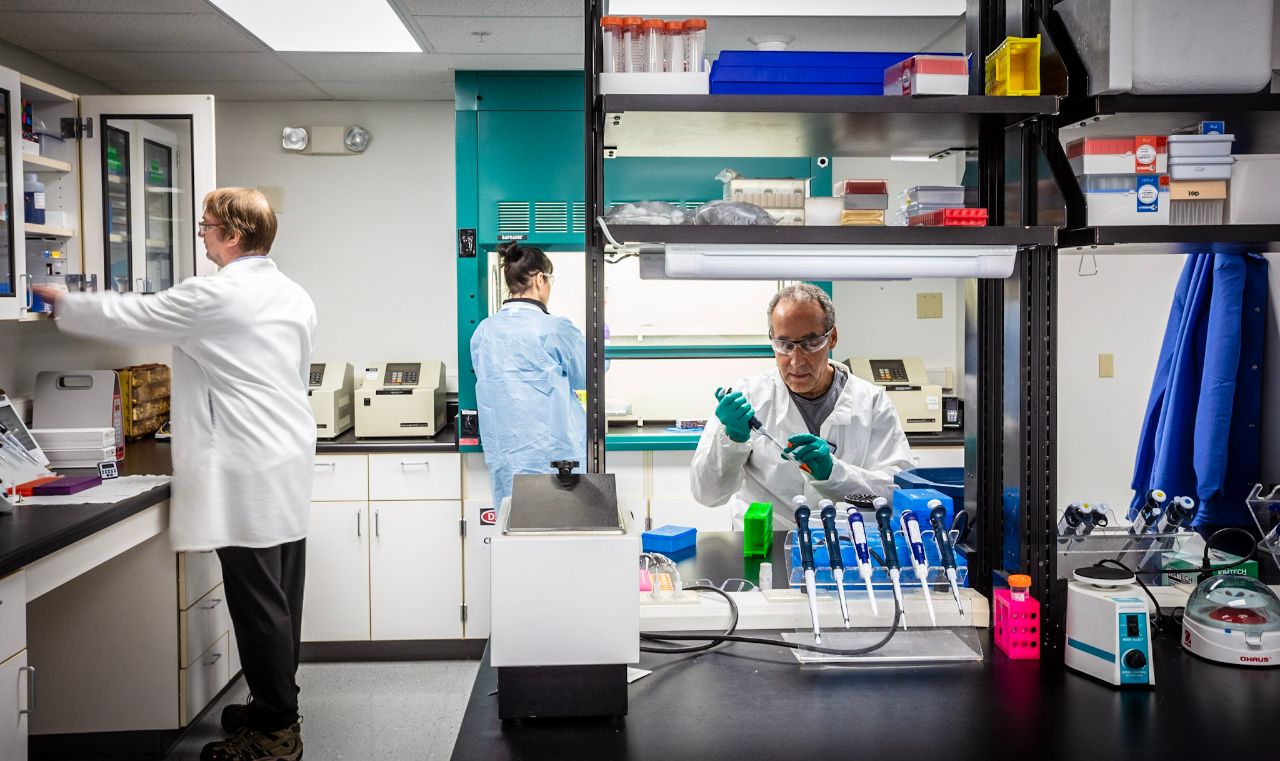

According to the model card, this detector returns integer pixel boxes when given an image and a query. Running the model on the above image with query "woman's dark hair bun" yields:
[497,240,525,264]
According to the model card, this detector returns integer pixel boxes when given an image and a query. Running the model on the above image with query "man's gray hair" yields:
[767,283,836,336]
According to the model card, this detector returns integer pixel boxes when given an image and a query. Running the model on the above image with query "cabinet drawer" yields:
[178,551,223,610]
[0,571,26,664]
[180,634,232,726]
[312,455,368,501]
[369,452,460,501]
[180,584,232,668]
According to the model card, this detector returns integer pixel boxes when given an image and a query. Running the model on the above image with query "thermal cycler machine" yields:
[845,357,942,433]
[308,362,354,439]
[354,361,447,438]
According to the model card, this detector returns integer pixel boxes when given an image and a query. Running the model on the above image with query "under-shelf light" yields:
[643,243,1016,280]
[209,0,419,52]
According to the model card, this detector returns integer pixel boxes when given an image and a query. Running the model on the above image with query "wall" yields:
[215,101,458,390]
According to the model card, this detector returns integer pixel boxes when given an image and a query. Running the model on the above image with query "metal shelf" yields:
[603,94,1059,157]
[1058,225,1280,249]
[607,224,1057,247]
[1057,93,1280,153]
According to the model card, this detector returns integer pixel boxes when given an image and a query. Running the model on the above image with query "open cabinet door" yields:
[80,94,215,292]
[0,65,29,319]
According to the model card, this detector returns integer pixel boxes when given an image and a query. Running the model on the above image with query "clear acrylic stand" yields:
[1246,484,1280,576]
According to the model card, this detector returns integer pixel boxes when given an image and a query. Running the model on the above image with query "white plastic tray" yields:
[1167,134,1235,158]
[1169,156,1235,181]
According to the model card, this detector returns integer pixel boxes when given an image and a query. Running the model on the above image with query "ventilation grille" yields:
[497,202,531,237]
[534,202,568,234]
[572,202,586,233]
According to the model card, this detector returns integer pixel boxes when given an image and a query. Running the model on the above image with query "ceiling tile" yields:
[277,52,449,81]
[106,80,330,101]
[0,12,265,52]
[0,0,208,11]
[402,0,580,15]
[314,79,456,101]
[44,51,303,82]
[415,15,581,55]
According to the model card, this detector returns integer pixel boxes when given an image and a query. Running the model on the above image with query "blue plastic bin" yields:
[643,525,696,555]
[709,50,962,96]
[895,467,964,504]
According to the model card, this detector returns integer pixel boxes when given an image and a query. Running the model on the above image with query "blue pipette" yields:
[844,504,879,617]
[873,497,907,630]
[928,500,964,614]
[900,508,937,626]
[818,500,851,627]
[793,496,823,643]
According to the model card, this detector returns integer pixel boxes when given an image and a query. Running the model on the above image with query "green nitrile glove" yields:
[784,433,833,480]
[714,389,754,443]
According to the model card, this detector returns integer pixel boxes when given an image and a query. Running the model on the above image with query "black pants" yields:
[217,539,306,732]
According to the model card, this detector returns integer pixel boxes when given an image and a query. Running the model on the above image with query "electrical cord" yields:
[640,584,740,654]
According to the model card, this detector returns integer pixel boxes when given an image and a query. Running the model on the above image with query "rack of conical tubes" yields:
[785,494,970,635]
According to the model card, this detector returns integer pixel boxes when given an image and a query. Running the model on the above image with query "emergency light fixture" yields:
[639,243,1017,280]
[282,126,372,155]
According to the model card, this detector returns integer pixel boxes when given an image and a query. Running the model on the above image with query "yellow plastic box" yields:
[985,35,1040,96]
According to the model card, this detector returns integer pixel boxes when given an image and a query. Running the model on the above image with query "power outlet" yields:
[917,292,944,319]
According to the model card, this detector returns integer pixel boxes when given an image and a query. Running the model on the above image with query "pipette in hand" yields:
[844,503,879,617]
[900,508,937,626]
[793,496,823,643]
[715,388,811,475]
[818,500,850,628]
[928,501,964,615]
[874,498,907,630]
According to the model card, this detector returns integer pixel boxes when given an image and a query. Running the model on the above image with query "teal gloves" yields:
[714,390,755,443]
[785,433,833,480]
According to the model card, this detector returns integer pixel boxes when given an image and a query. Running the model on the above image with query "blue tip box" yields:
[893,488,955,529]
[643,525,697,555]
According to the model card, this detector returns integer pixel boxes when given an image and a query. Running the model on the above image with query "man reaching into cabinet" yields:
[35,188,315,761]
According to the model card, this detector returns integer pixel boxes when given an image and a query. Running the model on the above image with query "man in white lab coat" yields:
[691,283,913,529]
[35,188,315,761]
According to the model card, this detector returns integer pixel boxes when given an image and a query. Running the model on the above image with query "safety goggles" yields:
[770,328,833,356]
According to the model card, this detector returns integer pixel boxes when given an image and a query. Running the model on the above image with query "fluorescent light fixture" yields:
[606,1,964,16]
[209,0,419,52]
[649,244,1016,280]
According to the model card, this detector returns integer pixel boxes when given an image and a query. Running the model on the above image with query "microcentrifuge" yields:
[1182,575,1280,668]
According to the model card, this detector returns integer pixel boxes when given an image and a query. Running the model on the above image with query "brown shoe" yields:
[200,723,302,761]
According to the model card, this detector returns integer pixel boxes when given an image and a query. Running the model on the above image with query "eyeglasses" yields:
[770,328,833,356]
[197,222,223,234]
[540,272,555,286]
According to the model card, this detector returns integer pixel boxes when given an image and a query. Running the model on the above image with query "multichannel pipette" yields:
[793,496,823,643]
[716,388,811,475]
[818,500,850,628]
[844,503,879,617]
[873,498,907,630]
[900,508,937,626]
[928,501,964,615]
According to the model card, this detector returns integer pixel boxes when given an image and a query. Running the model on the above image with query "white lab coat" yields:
[54,257,317,551]
[690,365,913,529]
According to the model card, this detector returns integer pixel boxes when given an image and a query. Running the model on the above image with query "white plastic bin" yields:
[1169,156,1235,181]
[1228,155,1280,224]
[1056,0,1273,95]
[1167,134,1235,159]
[1085,190,1169,226]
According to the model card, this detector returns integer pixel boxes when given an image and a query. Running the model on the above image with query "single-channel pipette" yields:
[793,496,823,643]
[716,388,811,475]
[1130,489,1167,535]
[844,503,879,617]
[818,500,851,628]
[928,501,964,615]
[900,508,937,626]
[873,498,907,630]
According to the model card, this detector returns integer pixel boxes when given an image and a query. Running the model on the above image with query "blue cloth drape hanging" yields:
[1129,251,1269,527]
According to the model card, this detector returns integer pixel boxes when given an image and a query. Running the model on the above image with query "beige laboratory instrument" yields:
[845,357,942,433]
[308,362,354,439]
[354,362,447,438]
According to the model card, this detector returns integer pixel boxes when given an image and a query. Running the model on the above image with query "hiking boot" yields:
[220,699,252,733]
[200,724,302,761]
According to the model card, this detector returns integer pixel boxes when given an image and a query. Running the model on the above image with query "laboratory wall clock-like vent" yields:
[497,202,531,237]
[534,201,569,234]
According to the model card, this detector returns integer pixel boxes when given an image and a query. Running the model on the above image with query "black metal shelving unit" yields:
[606,224,1058,246]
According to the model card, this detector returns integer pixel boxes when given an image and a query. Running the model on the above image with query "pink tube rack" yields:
[994,589,1041,659]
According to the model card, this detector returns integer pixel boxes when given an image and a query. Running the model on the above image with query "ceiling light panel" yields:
[209,0,420,52]
[606,1,963,15]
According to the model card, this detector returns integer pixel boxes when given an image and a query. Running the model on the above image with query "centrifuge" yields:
[1182,575,1280,667]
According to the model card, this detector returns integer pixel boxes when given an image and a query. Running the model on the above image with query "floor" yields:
[162,661,479,760]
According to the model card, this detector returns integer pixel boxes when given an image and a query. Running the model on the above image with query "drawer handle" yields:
[202,598,223,610]
[205,652,223,667]
[314,462,337,471]
[19,665,34,715]
[400,461,431,470]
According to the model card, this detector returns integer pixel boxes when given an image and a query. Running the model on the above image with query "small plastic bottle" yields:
[664,20,685,72]
[23,173,45,225]
[683,18,708,73]
[1009,573,1031,602]
[600,16,624,74]
[622,17,643,73]
[642,19,665,74]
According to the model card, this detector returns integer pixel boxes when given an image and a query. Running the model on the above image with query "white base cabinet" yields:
[302,501,370,642]
[370,502,463,640]
[0,651,29,761]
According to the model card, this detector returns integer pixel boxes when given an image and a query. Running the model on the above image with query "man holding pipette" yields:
[691,284,912,529]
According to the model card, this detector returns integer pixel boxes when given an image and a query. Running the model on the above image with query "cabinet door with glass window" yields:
[0,65,28,319]
[80,95,216,294]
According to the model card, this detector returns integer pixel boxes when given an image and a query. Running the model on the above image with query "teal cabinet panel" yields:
[477,110,585,247]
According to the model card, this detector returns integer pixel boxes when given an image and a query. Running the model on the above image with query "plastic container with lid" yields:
[1167,133,1235,158]
[641,19,665,74]
[1009,574,1031,602]
[600,16,624,74]
[24,173,46,225]
[664,20,685,72]
[1169,156,1235,181]
[622,17,643,73]
[684,18,707,73]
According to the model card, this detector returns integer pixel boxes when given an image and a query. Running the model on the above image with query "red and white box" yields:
[883,55,969,96]
[907,208,989,227]
[1066,136,1168,175]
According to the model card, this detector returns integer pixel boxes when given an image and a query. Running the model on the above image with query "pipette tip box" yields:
[743,502,774,557]
[31,475,102,496]
[642,525,696,555]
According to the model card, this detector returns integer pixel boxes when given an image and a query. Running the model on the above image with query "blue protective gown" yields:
[1129,252,1268,527]
[470,299,587,504]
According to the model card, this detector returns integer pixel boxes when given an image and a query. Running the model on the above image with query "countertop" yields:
[450,531,1276,761]
[316,422,458,453]
[0,439,173,578]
